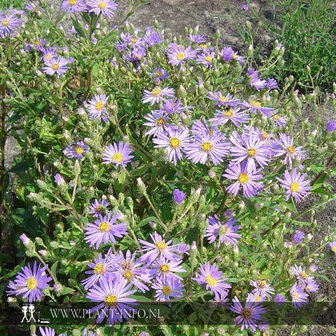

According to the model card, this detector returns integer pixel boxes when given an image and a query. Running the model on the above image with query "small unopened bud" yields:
[137,178,147,195]
[20,234,31,246]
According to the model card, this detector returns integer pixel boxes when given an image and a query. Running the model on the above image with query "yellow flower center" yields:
[99,221,110,232]
[26,277,37,290]
[151,87,161,96]
[333,246,336,253]
[255,295,261,302]
[156,241,166,250]
[251,101,261,108]
[69,0,77,4]
[201,142,213,152]
[287,145,295,154]
[52,63,60,70]
[170,137,180,148]
[124,270,134,280]
[75,146,83,154]
[160,264,170,273]
[272,115,279,120]
[2,19,9,26]
[46,54,52,60]
[94,263,105,274]
[162,285,172,295]
[34,41,41,46]
[219,95,228,102]
[199,44,207,49]
[299,272,308,280]
[290,182,300,193]
[155,71,162,77]
[131,38,137,44]
[205,55,213,63]
[247,148,256,157]
[206,275,217,286]
[112,153,123,162]
[176,52,185,60]
[261,132,269,140]
[105,294,117,306]
[233,53,238,60]
[95,101,104,110]
[224,109,233,118]
[292,291,299,299]
[98,2,106,9]
[238,173,249,184]
[156,117,165,126]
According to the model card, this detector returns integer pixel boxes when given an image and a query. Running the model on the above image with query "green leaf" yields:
[135,216,161,230]
[96,31,119,49]
[71,18,86,38]
[310,187,331,196]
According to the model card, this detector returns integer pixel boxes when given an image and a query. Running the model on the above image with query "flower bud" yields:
[137,178,147,195]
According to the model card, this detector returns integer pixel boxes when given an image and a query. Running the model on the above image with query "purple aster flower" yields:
[162,98,192,115]
[152,277,184,301]
[270,114,288,128]
[290,282,308,309]
[185,133,230,165]
[230,131,270,172]
[61,0,87,13]
[7,262,52,302]
[25,3,42,14]
[266,78,278,89]
[246,292,266,303]
[153,127,190,165]
[273,134,305,167]
[241,4,249,11]
[303,278,319,293]
[250,280,274,299]
[223,162,263,198]
[326,120,336,133]
[196,51,215,68]
[290,265,313,284]
[329,241,336,254]
[193,262,231,298]
[41,48,57,62]
[206,91,239,107]
[149,67,169,83]
[230,296,266,332]
[167,43,197,66]
[247,68,266,91]
[86,275,136,325]
[54,173,65,186]
[143,110,170,136]
[173,189,186,204]
[37,327,55,336]
[204,214,241,249]
[242,100,274,116]
[188,33,206,43]
[102,141,134,167]
[274,293,286,303]
[43,56,70,77]
[88,199,110,217]
[112,250,151,293]
[0,13,21,38]
[81,254,115,290]
[292,230,305,244]
[138,232,180,263]
[64,140,87,159]
[87,94,109,122]
[142,86,174,105]
[220,47,245,63]
[149,256,186,280]
[143,28,163,47]
[276,168,311,203]
[87,0,118,18]
[191,118,225,140]
[85,212,128,249]
[210,107,250,128]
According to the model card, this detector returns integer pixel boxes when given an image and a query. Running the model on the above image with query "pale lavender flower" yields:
[246,292,266,303]
[7,262,52,302]
[149,256,186,280]
[329,241,336,254]
[88,199,109,217]
[223,162,263,198]
[250,280,274,299]
[276,168,311,203]
[274,293,286,303]
[64,140,87,159]
[152,277,184,301]
[37,327,55,336]
[85,212,128,249]
[102,141,134,167]
[19,233,31,246]
[138,232,180,263]
[290,282,308,309]
[87,0,118,18]
[206,91,239,107]
[210,107,250,127]
[242,100,274,116]
[220,47,245,63]
[241,4,249,11]
[43,56,70,77]
[143,28,163,47]
[266,78,278,89]
[193,262,231,298]
[173,189,186,204]
[290,265,313,284]
[153,127,190,165]
[292,230,305,244]
[0,13,21,38]
[270,114,288,128]
[167,43,197,66]
[188,34,206,43]
[25,3,41,14]
[86,275,136,325]
[185,133,230,165]
[196,51,215,68]
[41,48,57,62]
[326,120,336,133]
[149,67,169,83]
[143,110,170,136]
[303,278,319,293]
[61,0,87,13]
[230,296,266,332]
[142,87,174,105]
[163,98,192,115]
[54,173,65,186]
[191,118,225,140]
